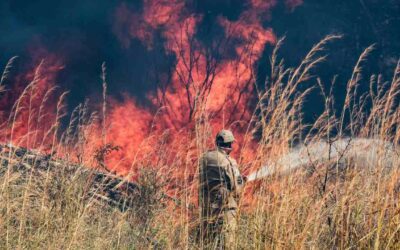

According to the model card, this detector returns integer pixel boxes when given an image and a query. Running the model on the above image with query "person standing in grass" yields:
[199,129,246,249]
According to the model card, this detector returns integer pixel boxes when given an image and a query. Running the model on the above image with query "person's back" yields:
[199,130,245,249]
[199,149,240,218]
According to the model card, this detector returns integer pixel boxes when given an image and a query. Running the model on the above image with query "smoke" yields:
[247,138,399,182]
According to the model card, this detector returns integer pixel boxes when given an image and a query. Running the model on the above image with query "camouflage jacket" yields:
[199,148,244,220]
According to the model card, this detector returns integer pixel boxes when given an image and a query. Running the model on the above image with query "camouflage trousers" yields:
[201,209,237,249]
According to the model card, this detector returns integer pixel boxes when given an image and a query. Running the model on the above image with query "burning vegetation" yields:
[0,0,400,249]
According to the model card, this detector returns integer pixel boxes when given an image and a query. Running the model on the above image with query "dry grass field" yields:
[0,36,399,249]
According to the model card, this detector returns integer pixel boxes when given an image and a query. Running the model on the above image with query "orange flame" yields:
[106,0,280,173]
[1,0,304,180]
[0,49,64,150]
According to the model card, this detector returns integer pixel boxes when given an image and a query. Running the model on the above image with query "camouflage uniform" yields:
[199,138,244,249]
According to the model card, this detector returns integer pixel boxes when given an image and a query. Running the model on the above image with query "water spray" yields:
[246,138,398,182]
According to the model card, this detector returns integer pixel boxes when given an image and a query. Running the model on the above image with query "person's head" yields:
[215,129,235,154]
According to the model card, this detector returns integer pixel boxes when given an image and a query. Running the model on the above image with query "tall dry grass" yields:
[0,35,399,249]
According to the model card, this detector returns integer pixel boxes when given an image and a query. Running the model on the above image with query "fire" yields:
[1,0,304,177]
[0,49,64,151]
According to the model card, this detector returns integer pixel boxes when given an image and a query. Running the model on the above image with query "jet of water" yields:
[247,138,397,182]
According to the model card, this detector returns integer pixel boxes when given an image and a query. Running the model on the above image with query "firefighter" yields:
[199,129,246,249]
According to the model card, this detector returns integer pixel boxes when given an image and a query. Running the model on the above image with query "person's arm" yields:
[228,158,248,198]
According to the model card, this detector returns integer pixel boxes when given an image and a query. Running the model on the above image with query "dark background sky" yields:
[0,0,399,122]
